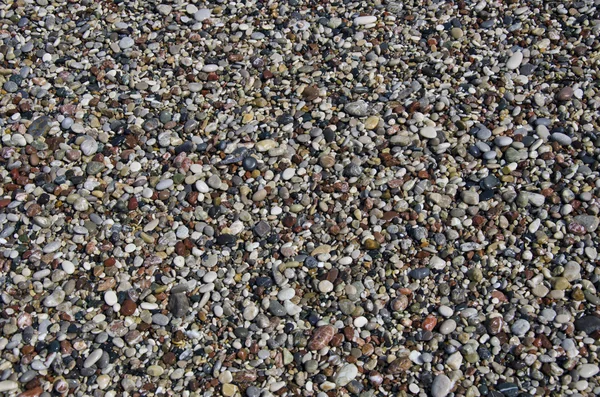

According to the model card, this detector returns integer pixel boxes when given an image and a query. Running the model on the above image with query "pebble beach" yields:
[1,0,600,396]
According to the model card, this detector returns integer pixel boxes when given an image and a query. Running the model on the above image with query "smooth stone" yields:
[152,313,170,326]
[84,348,103,368]
[431,374,454,397]
[354,16,377,25]
[119,37,135,49]
[278,288,295,301]
[318,280,334,293]
[494,136,513,147]
[496,382,519,397]
[169,293,190,318]
[147,365,165,376]
[511,319,530,336]
[556,87,574,101]
[461,191,479,205]
[194,8,211,21]
[104,291,118,306]
[506,52,523,70]
[420,126,437,139]
[156,179,173,190]
[574,316,600,335]
[439,319,457,334]
[268,301,287,317]
[44,289,65,307]
[409,268,430,280]
[364,115,380,130]
[578,364,599,378]
[334,364,358,386]
[81,138,98,156]
[551,132,572,146]
[0,381,18,392]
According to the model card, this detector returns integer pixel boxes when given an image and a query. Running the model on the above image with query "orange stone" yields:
[422,315,437,331]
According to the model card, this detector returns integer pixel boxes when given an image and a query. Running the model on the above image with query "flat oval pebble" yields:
[420,126,437,139]
[354,16,377,26]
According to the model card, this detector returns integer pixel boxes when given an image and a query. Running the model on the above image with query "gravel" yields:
[0,0,599,396]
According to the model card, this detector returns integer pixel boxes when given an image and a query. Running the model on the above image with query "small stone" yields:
[44,289,65,307]
[104,291,118,306]
[222,384,237,397]
[147,365,165,377]
[253,221,271,237]
[439,319,457,335]
[511,319,530,336]
[461,190,479,205]
[0,381,18,392]
[318,280,334,293]
[556,87,574,101]
[156,179,174,190]
[169,293,190,318]
[195,8,211,21]
[84,348,103,368]
[409,268,430,280]
[551,132,572,146]
[364,116,380,130]
[354,16,377,25]
[81,138,98,156]
[268,300,287,317]
[571,215,599,233]
[496,382,519,397]
[119,37,135,49]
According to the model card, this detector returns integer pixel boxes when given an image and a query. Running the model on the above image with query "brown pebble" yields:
[120,299,137,316]
[308,325,335,350]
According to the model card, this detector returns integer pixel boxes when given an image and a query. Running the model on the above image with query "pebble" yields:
[420,126,437,139]
[104,291,118,306]
[506,52,523,70]
[354,16,377,26]
[431,374,454,397]
[578,364,599,378]
[334,364,358,386]
[119,37,135,49]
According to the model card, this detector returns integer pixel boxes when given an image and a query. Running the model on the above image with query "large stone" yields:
[516,191,545,207]
[574,315,600,335]
[28,116,52,137]
[308,325,335,350]
[168,293,190,318]
[431,374,454,397]
[506,52,523,70]
[334,364,358,386]
[572,215,599,233]
[344,101,369,117]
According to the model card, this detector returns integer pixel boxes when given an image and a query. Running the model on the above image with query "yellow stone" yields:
[242,113,254,123]
[311,245,332,256]
[364,116,380,130]
[254,98,268,107]
[222,384,237,397]
[363,239,380,250]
